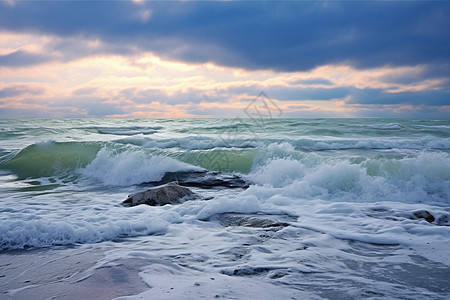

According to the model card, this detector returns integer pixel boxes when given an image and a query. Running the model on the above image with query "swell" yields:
[173,148,258,173]
[116,136,262,150]
[118,135,450,152]
[2,137,449,188]
[96,126,163,135]
[0,141,103,179]
[0,140,256,183]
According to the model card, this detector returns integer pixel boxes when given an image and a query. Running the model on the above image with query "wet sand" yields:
[0,245,150,300]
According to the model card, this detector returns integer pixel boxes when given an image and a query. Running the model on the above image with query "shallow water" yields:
[1,118,449,299]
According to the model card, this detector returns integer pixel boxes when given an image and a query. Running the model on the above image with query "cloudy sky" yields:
[0,0,449,118]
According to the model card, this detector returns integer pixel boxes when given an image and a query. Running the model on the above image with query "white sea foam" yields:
[0,206,171,250]
[370,122,403,130]
[304,137,450,151]
[141,136,262,150]
[417,124,450,129]
[1,144,449,253]
[97,127,162,136]
[248,158,305,188]
[80,148,200,186]
[1,119,450,298]
[248,151,450,204]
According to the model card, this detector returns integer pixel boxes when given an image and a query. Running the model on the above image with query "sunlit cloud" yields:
[0,29,449,118]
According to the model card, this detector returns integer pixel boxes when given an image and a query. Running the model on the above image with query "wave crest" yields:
[0,141,102,179]
[80,148,200,186]
[248,151,450,204]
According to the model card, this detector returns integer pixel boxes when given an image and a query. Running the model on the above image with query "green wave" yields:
[0,140,258,180]
[175,148,258,173]
[0,141,103,179]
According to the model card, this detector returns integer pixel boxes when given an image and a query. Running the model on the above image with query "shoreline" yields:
[0,244,150,300]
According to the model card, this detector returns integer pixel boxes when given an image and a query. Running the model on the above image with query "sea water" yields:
[0,118,449,299]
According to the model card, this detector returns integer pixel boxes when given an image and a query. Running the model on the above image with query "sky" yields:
[0,0,449,118]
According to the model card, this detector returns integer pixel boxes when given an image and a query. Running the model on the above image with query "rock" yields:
[122,182,197,207]
[222,267,272,277]
[145,171,250,189]
[413,210,435,223]
[210,213,294,229]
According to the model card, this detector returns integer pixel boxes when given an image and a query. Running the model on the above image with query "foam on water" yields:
[1,119,450,298]
[0,204,172,250]
[370,122,403,130]
[97,126,163,136]
[1,140,449,251]
[297,137,450,151]
[80,147,201,186]
[248,149,450,204]
[122,134,450,152]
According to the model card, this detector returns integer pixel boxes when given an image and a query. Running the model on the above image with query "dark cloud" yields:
[1,1,449,117]
[421,63,450,79]
[1,1,449,71]
[0,107,55,118]
[86,102,124,117]
[49,96,124,117]
[0,50,54,67]
[262,86,350,102]
[0,85,45,98]
[351,104,450,119]
[290,78,333,86]
[348,88,450,106]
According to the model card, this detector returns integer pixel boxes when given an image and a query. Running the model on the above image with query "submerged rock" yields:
[413,210,435,223]
[222,266,272,277]
[210,213,294,229]
[367,208,449,225]
[145,171,250,189]
[122,182,197,207]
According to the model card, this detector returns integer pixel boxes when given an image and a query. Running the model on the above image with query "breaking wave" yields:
[248,149,450,205]
[0,140,102,179]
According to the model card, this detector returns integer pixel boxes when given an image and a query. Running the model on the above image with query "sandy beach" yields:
[0,245,150,300]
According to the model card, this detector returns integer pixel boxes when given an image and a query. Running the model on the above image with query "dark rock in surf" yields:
[210,213,293,229]
[145,171,250,189]
[122,182,198,207]
[222,267,272,277]
[412,210,435,223]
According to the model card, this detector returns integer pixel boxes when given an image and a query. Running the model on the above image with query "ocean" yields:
[1,118,449,299]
